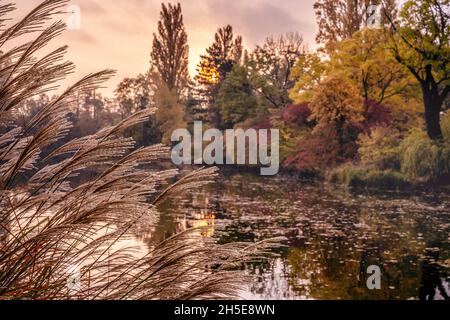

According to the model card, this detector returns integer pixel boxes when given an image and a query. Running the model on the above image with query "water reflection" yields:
[143,194,217,244]
[148,173,450,300]
[419,246,450,300]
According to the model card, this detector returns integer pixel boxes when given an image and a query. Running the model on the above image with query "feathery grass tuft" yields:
[0,0,278,300]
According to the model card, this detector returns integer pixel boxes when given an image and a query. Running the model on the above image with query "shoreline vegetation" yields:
[206,166,450,193]
[12,1,447,192]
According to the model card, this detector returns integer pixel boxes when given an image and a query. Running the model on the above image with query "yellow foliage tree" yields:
[329,28,423,131]
[310,75,364,154]
[289,53,327,103]
[330,29,416,105]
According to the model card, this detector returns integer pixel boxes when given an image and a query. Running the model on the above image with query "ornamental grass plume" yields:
[0,0,278,300]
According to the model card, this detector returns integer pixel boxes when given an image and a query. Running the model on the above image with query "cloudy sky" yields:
[12,0,318,95]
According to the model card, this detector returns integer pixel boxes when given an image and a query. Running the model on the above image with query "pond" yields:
[143,173,450,300]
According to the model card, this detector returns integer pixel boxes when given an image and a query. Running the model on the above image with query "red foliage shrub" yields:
[283,128,340,175]
[363,99,392,130]
[254,117,272,130]
[282,124,362,175]
[280,103,313,127]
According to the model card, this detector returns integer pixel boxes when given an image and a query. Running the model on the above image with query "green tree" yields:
[195,25,243,127]
[387,0,450,140]
[150,3,190,97]
[0,0,266,300]
[217,65,260,129]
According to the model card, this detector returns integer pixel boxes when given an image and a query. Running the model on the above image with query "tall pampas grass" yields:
[0,0,278,300]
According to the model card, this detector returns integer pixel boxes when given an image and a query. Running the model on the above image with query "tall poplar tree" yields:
[150,3,190,97]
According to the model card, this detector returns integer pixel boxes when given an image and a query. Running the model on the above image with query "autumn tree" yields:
[0,0,268,300]
[150,3,190,97]
[387,0,450,140]
[310,75,364,155]
[314,0,397,48]
[330,28,418,107]
[248,32,306,108]
[154,80,187,145]
[289,53,328,103]
[291,28,422,131]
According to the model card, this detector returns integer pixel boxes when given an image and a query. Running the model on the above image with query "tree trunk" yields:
[423,88,443,141]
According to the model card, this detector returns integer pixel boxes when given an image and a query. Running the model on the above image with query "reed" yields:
[0,0,278,300]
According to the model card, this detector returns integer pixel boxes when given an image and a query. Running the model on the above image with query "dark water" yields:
[147,173,450,300]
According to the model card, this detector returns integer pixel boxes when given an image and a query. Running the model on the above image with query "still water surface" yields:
[144,173,450,300]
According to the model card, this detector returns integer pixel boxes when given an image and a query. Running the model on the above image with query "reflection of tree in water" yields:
[419,246,450,300]
[283,203,450,300]
[135,173,450,299]
[141,187,221,247]
[217,175,450,299]
[243,258,303,300]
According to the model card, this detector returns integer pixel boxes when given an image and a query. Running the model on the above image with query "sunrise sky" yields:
[12,0,318,96]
